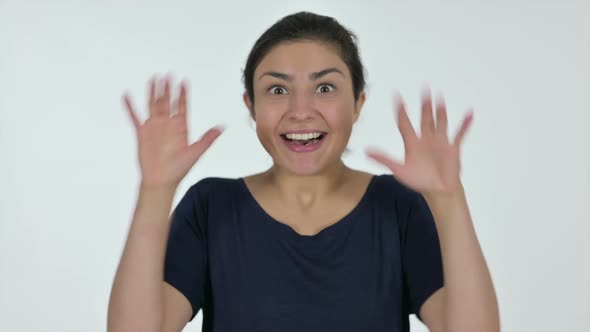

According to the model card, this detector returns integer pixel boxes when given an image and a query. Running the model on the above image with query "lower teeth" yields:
[301,139,319,145]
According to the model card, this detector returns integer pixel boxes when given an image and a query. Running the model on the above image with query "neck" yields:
[265,161,350,204]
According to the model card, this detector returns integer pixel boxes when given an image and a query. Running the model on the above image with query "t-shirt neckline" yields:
[238,175,378,243]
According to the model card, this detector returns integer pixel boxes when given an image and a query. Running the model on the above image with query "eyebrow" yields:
[258,67,345,81]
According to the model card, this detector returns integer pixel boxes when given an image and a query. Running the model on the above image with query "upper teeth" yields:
[285,132,323,140]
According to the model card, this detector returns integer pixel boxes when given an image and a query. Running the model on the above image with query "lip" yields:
[280,129,327,135]
[281,133,326,153]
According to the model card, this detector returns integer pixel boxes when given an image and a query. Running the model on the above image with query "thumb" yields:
[365,148,405,176]
[182,126,224,166]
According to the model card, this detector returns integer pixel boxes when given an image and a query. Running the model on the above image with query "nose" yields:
[287,92,315,121]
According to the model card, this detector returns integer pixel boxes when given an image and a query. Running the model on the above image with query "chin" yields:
[262,133,346,176]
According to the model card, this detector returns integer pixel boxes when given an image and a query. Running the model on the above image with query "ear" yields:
[243,92,255,121]
[353,91,366,123]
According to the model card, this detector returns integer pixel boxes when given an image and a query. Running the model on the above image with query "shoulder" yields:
[368,174,430,221]
[187,176,242,195]
[174,177,244,211]
[371,174,422,202]
[173,177,244,225]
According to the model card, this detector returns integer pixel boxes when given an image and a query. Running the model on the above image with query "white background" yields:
[1,1,589,331]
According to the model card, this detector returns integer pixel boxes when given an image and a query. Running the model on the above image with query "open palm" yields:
[124,76,223,187]
[367,88,473,196]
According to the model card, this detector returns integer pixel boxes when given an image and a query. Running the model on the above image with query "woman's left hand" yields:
[366,88,473,198]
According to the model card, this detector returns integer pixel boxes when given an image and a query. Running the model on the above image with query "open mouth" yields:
[280,132,327,146]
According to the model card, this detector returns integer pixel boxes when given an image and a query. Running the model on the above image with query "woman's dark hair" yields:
[242,11,366,106]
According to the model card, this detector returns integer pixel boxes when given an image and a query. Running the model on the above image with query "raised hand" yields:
[366,88,473,197]
[124,75,223,188]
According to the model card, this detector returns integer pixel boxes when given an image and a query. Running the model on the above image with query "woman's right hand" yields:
[123,75,223,188]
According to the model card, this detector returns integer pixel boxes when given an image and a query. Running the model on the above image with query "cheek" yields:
[320,100,356,130]
[253,101,286,139]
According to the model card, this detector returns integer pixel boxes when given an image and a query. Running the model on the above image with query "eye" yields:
[315,83,335,94]
[268,85,288,95]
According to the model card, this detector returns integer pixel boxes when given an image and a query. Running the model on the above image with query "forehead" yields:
[255,40,348,77]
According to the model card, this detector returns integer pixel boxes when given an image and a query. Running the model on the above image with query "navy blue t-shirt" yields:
[164,174,444,331]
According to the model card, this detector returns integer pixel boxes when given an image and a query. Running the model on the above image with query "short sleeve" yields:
[401,191,444,322]
[164,184,208,322]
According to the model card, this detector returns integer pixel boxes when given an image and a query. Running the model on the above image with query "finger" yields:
[176,80,188,117]
[420,86,435,137]
[164,75,172,103]
[453,110,474,148]
[147,75,158,117]
[185,126,225,164]
[148,76,156,110]
[434,94,448,141]
[152,76,171,117]
[394,92,416,149]
[171,98,179,117]
[365,148,407,177]
[123,93,141,130]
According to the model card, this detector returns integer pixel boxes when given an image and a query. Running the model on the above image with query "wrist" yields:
[137,182,177,205]
[423,183,467,208]
[139,180,178,193]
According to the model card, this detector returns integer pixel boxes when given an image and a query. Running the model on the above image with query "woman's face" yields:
[244,40,365,176]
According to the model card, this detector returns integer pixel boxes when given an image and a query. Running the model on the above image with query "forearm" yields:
[425,187,500,332]
[107,183,177,332]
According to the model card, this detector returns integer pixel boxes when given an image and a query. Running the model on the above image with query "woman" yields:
[108,11,500,332]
